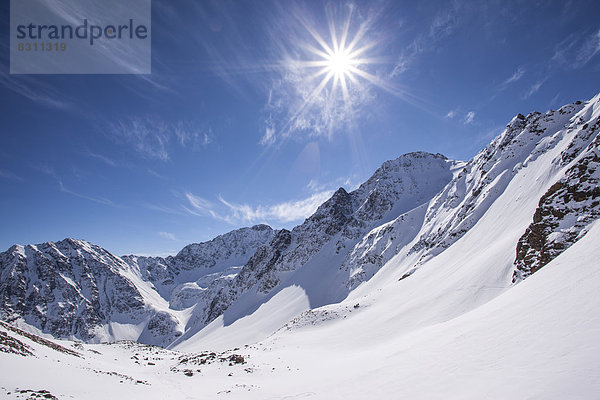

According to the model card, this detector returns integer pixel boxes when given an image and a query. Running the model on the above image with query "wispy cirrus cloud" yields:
[574,29,600,67]
[522,79,545,99]
[86,152,118,167]
[183,189,334,225]
[0,72,73,110]
[184,193,220,219]
[464,111,476,125]
[35,164,117,206]
[429,8,460,40]
[158,231,177,241]
[502,66,526,87]
[552,29,600,69]
[108,117,214,161]
[517,28,598,101]
[391,3,462,77]
[58,180,116,206]
[445,109,475,125]
[445,110,457,119]
[0,169,24,182]
[220,191,334,224]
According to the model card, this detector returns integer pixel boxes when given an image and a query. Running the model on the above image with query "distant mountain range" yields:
[1,93,599,352]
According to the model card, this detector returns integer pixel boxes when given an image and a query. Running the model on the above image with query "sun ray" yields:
[279,69,335,135]
[338,4,353,52]
[299,42,333,61]
[273,4,407,140]
[296,14,334,55]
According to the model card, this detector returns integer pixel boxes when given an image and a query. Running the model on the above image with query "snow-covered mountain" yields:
[1,94,599,398]
[0,225,275,346]
[174,94,600,351]
[172,151,457,346]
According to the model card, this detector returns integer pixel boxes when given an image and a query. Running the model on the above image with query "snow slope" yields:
[173,152,458,348]
[1,220,598,399]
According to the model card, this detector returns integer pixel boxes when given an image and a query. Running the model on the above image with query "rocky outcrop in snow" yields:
[0,239,147,342]
[339,96,600,292]
[513,105,600,281]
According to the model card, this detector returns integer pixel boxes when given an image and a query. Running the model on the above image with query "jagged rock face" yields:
[202,229,293,326]
[279,152,454,275]
[0,239,146,341]
[122,224,275,284]
[513,127,600,281]
[138,311,183,348]
[173,224,275,272]
[122,224,276,309]
[0,225,276,345]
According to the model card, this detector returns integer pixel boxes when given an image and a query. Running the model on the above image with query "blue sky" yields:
[1,0,599,256]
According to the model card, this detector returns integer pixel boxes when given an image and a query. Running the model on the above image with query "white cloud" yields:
[575,29,600,68]
[147,169,166,179]
[445,110,457,119]
[87,152,118,167]
[502,66,526,86]
[429,9,458,40]
[32,164,116,206]
[0,72,72,110]
[552,29,600,69]
[185,193,219,219]
[260,119,276,146]
[390,3,461,77]
[219,190,334,224]
[110,118,170,161]
[158,231,177,241]
[142,202,186,216]
[308,175,362,194]
[464,111,476,124]
[523,80,545,99]
[58,180,115,206]
[184,189,334,225]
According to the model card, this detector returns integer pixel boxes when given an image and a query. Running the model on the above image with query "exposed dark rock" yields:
[513,133,600,281]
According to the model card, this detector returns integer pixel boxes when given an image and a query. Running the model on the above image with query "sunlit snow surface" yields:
[1,220,599,399]
[1,95,600,398]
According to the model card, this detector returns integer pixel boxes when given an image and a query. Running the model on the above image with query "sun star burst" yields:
[290,7,393,116]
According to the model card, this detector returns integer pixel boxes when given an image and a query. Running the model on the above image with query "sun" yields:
[270,5,403,139]
[289,6,393,113]
[326,48,354,78]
